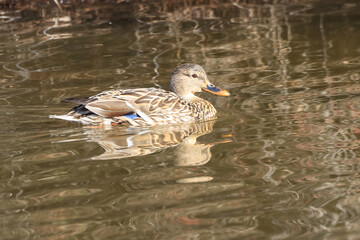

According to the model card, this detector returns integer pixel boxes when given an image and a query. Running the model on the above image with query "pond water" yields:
[2,1,360,239]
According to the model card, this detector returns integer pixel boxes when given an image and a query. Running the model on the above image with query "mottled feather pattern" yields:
[59,88,217,126]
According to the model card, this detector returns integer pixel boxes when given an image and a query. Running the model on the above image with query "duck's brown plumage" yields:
[50,64,229,126]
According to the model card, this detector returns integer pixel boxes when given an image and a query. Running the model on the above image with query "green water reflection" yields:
[1,1,360,239]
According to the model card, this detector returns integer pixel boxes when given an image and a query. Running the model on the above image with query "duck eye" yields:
[208,83,215,87]
[191,74,198,78]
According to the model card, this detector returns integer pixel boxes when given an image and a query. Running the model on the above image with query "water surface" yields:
[2,1,360,239]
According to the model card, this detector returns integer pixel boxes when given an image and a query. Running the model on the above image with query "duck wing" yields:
[80,88,182,125]
[85,100,134,117]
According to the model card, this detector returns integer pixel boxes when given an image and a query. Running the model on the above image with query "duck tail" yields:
[49,114,83,123]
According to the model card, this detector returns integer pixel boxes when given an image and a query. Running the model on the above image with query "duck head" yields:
[169,64,230,101]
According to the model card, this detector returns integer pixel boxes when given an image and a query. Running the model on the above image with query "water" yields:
[2,1,360,239]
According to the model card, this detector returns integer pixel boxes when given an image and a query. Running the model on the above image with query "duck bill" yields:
[202,84,230,96]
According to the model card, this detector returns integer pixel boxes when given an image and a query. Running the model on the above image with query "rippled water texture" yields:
[2,1,360,239]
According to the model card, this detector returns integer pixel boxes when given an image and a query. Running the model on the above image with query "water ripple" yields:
[2,1,360,239]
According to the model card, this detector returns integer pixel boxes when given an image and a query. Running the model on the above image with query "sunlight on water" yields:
[1,1,360,239]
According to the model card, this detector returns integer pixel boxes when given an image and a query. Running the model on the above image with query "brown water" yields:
[2,1,360,239]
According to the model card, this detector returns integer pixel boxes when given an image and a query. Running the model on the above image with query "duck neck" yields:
[180,93,202,103]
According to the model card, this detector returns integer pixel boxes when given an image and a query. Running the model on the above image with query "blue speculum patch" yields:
[123,114,139,119]
[206,84,221,92]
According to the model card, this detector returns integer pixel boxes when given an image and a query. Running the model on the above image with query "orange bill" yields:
[202,83,230,96]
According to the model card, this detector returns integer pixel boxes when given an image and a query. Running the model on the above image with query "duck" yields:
[50,64,230,126]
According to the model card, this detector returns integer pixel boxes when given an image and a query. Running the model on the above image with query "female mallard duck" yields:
[50,64,230,126]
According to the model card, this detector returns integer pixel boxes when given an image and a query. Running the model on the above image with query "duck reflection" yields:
[84,121,230,182]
